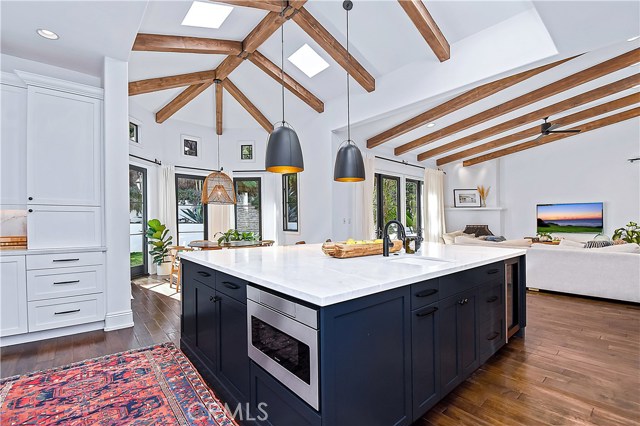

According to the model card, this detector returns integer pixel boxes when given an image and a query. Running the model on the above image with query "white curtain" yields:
[356,154,376,240]
[159,165,177,245]
[208,171,234,240]
[423,168,446,243]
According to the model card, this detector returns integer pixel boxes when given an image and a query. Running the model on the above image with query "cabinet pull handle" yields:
[197,271,211,277]
[486,296,498,303]
[53,258,80,263]
[487,331,500,341]
[55,309,80,315]
[222,281,240,290]
[53,280,80,285]
[487,268,500,275]
[415,288,438,298]
[458,298,469,305]
[28,197,33,201]
[416,307,438,317]
[210,295,221,303]
[28,209,33,213]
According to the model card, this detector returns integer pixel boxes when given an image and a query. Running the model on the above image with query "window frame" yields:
[129,164,147,278]
[405,178,423,237]
[374,173,401,237]
[175,173,208,246]
[282,173,299,233]
[233,177,263,238]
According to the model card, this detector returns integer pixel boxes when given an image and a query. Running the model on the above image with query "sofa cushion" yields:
[559,239,585,248]
[585,240,613,249]
[591,243,640,253]
[454,236,532,248]
[442,230,464,244]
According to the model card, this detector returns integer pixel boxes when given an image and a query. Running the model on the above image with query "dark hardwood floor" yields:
[1,279,638,425]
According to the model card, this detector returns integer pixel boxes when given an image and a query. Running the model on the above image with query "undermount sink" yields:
[388,256,452,267]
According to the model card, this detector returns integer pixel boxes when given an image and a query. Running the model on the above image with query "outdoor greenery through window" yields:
[176,174,207,246]
[282,173,298,232]
[406,179,422,236]
[129,166,146,276]
[234,177,262,237]
[373,174,400,238]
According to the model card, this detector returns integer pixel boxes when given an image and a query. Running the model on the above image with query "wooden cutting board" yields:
[0,236,27,250]
[322,240,403,258]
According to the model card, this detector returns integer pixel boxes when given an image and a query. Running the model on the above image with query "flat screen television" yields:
[536,202,604,234]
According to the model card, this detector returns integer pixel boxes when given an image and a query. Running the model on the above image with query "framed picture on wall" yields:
[181,135,200,158]
[239,140,255,162]
[453,189,481,207]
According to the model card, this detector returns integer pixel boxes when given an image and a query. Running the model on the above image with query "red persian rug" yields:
[0,342,238,426]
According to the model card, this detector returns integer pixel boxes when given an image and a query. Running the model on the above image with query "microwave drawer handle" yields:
[416,307,438,317]
[197,271,211,277]
[222,281,240,290]
[415,289,437,298]
[53,280,80,285]
[55,309,80,315]
[53,258,80,263]
[487,268,500,275]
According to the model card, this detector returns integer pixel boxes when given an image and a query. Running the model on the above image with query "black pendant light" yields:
[265,4,304,174]
[334,0,365,182]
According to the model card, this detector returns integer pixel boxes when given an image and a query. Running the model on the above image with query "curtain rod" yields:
[175,165,215,173]
[233,169,267,173]
[375,156,424,170]
[129,154,161,166]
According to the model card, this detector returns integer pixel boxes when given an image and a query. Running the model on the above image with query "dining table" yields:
[188,240,264,250]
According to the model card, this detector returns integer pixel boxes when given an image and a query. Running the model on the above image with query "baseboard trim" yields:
[0,321,104,347]
[104,310,134,331]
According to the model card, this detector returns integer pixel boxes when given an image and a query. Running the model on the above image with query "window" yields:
[234,177,262,237]
[176,174,208,246]
[129,122,139,143]
[129,165,147,277]
[181,134,200,158]
[373,174,400,238]
[405,179,422,237]
[282,173,299,232]
[241,144,253,160]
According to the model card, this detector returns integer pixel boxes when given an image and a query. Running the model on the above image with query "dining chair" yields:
[295,241,306,245]
[189,240,222,251]
[260,240,275,247]
[169,246,193,293]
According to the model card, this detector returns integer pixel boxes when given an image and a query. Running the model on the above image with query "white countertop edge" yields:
[0,246,108,256]
[182,246,526,306]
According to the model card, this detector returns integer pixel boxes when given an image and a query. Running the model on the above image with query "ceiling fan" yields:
[535,117,581,140]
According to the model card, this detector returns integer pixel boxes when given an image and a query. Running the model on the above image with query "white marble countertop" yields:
[0,246,107,256]
[181,243,526,306]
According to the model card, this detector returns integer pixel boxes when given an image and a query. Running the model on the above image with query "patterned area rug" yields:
[0,342,237,426]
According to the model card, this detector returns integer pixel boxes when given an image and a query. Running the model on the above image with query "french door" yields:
[373,173,401,239]
[129,165,147,277]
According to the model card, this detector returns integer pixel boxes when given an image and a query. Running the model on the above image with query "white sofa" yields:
[526,244,640,303]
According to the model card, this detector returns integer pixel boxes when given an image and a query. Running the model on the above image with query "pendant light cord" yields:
[281,0,286,125]
[346,4,351,143]
[217,133,221,171]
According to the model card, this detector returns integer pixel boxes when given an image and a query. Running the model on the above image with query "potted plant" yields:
[215,229,259,245]
[613,221,640,244]
[146,219,173,275]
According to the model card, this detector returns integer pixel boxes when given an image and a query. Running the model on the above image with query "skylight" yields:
[181,1,233,29]
[288,44,330,78]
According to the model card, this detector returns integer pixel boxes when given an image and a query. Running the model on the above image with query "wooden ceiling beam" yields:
[292,8,376,92]
[436,93,640,165]
[397,0,449,62]
[248,50,324,113]
[128,70,217,96]
[133,34,242,55]
[367,56,576,148]
[223,79,272,132]
[215,81,223,135]
[421,73,640,160]
[156,82,212,123]
[212,0,283,12]
[463,107,640,166]
[395,47,640,156]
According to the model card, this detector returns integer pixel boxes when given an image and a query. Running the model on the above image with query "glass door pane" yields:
[234,178,262,237]
[130,166,147,277]
[381,175,400,239]
[406,179,422,237]
[176,174,207,246]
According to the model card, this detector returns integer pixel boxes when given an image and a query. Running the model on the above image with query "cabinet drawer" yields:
[27,265,104,301]
[183,261,216,290]
[478,281,504,324]
[28,293,105,332]
[411,279,439,310]
[217,271,247,303]
[478,318,505,363]
[27,251,104,270]
[440,262,504,298]
[27,206,103,250]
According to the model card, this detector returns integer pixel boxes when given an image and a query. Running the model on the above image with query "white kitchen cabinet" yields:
[0,82,27,206]
[0,255,28,337]
[26,85,102,207]
[27,205,102,249]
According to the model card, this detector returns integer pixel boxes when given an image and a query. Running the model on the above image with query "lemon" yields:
[346,238,356,245]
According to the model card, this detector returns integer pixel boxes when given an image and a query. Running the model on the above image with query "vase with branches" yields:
[477,185,490,207]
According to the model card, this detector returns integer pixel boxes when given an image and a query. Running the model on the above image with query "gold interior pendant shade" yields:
[202,170,236,205]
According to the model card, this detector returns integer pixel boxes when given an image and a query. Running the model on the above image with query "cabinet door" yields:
[0,256,28,337]
[27,205,102,249]
[195,281,219,368]
[182,270,197,344]
[0,84,27,206]
[26,86,101,206]
[218,294,250,401]
[458,288,479,379]
[411,302,440,420]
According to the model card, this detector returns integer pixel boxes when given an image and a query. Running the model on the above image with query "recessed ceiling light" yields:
[288,44,330,78]
[627,35,640,42]
[181,1,233,29]
[426,122,436,128]
[36,29,59,40]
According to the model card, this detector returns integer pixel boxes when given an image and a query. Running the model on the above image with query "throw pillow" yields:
[442,230,464,244]
[592,243,640,253]
[559,239,585,248]
[463,225,494,237]
[585,240,613,249]
[613,239,628,245]
[485,236,507,242]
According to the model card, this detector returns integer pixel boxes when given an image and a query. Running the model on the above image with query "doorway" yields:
[129,165,147,278]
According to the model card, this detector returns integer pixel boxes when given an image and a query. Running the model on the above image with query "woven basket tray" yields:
[322,240,403,259]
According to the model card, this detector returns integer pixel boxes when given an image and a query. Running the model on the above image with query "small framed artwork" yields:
[181,135,200,158]
[239,140,255,162]
[129,117,142,146]
[453,189,481,208]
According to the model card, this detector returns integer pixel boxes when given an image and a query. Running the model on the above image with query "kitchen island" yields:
[180,243,526,426]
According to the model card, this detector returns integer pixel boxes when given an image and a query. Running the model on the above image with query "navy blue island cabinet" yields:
[180,255,526,426]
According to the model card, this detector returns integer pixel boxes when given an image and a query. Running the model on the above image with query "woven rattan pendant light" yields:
[202,133,236,205]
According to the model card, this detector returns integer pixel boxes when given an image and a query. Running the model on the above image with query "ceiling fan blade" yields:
[533,134,544,141]
[547,123,561,131]
[548,129,581,134]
